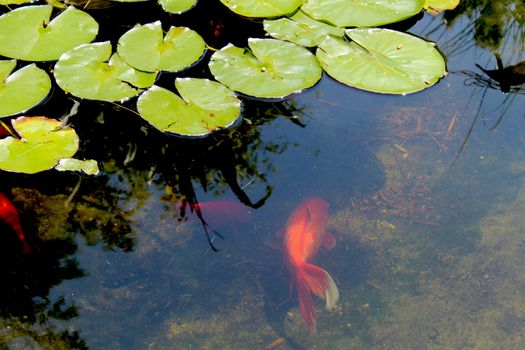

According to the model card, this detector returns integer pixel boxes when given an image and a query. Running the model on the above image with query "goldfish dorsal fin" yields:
[305,207,313,225]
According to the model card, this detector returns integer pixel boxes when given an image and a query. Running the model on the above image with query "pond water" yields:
[1,1,525,349]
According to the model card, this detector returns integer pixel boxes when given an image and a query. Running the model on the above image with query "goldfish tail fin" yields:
[301,263,339,311]
[296,270,317,333]
[295,263,339,332]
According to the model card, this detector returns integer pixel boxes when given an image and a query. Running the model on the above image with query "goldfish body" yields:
[0,193,31,254]
[284,197,339,332]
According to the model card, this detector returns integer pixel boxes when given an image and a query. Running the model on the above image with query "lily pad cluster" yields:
[0,0,458,174]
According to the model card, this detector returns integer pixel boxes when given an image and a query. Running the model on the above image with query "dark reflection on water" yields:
[1,0,525,349]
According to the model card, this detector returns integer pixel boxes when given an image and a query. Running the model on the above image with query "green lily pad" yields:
[219,0,301,18]
[55,158,100,175]
[316,29,447,94]
[0,5,99,61]
[159,0,198,14]
[117,21,206,73]
[137,78,241,137]
[263,9,345,47]
[209,38,322,99]
[0,60,51,118]
[424,0,459,11]
[0,116,79,174]
[302,0,425,27]
[54,41,157,102]
[0,0,34,4]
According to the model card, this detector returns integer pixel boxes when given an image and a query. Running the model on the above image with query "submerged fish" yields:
[190,200,251,229]
[0,192,31,254]
[283,197,339,333]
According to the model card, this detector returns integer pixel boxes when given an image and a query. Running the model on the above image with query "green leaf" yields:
[316,29,447,94]
[209,38,322,99]
[219,0,301,18]
[54,42,157,102]
[117,21,206,73]
[137,78,242,137]
[424,0,459,11]
[55,158,100,175]
[264,9,345,47]
[0,60,51,118]
[0,116,79,174]
[0,0,34,4]
[0,6,98,61]
[159,0,198,14]
[302,0,425,27]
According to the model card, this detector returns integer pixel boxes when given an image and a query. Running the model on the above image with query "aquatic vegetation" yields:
[317,29,447,94]
[301,0,425,27]
[263,10,345,47]
[0,117,79,174]
[0,6,98,61]
[117,21,206,73]
[54,41,157,102]
[0,0,458,172]
[219,0,302,17]
[137,78,242,136]
[0,60,51,118]
[209,38,323,99]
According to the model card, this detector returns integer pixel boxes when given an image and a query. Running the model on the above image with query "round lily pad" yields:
[0,60,51,118]
[219,0,301,18]
[117,21,206,73]
[137,78,242,137]
[263,9,345,47]
[209,38,322,99]
[316,29,447,94]
[0,116,79,174]
[302,0,425,27]
[0,5,99,61]
[159,0,198,14]
[54,41,157,102]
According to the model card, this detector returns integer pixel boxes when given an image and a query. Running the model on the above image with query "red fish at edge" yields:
[284,197,339,333]
[0,193,31,254]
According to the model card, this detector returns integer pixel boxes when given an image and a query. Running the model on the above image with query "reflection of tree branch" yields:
[454,86,488,161]
[218,151,272,209]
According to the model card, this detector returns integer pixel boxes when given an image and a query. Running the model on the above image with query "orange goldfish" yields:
[283,197,339,333]
[0,192,31,254]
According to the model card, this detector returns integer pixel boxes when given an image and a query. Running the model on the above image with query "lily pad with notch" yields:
[209,38,322,99]
[54,41,158,102]
[137,78,242,137]
[219,0,302,18]
[263,9,345,47]
[301,0,425,27]
[0,5,99,61]
[316,28,447,94]
[159,0,198,14]
[0,60,51,118]
[0,116,79,174]
[117,21,206,73]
